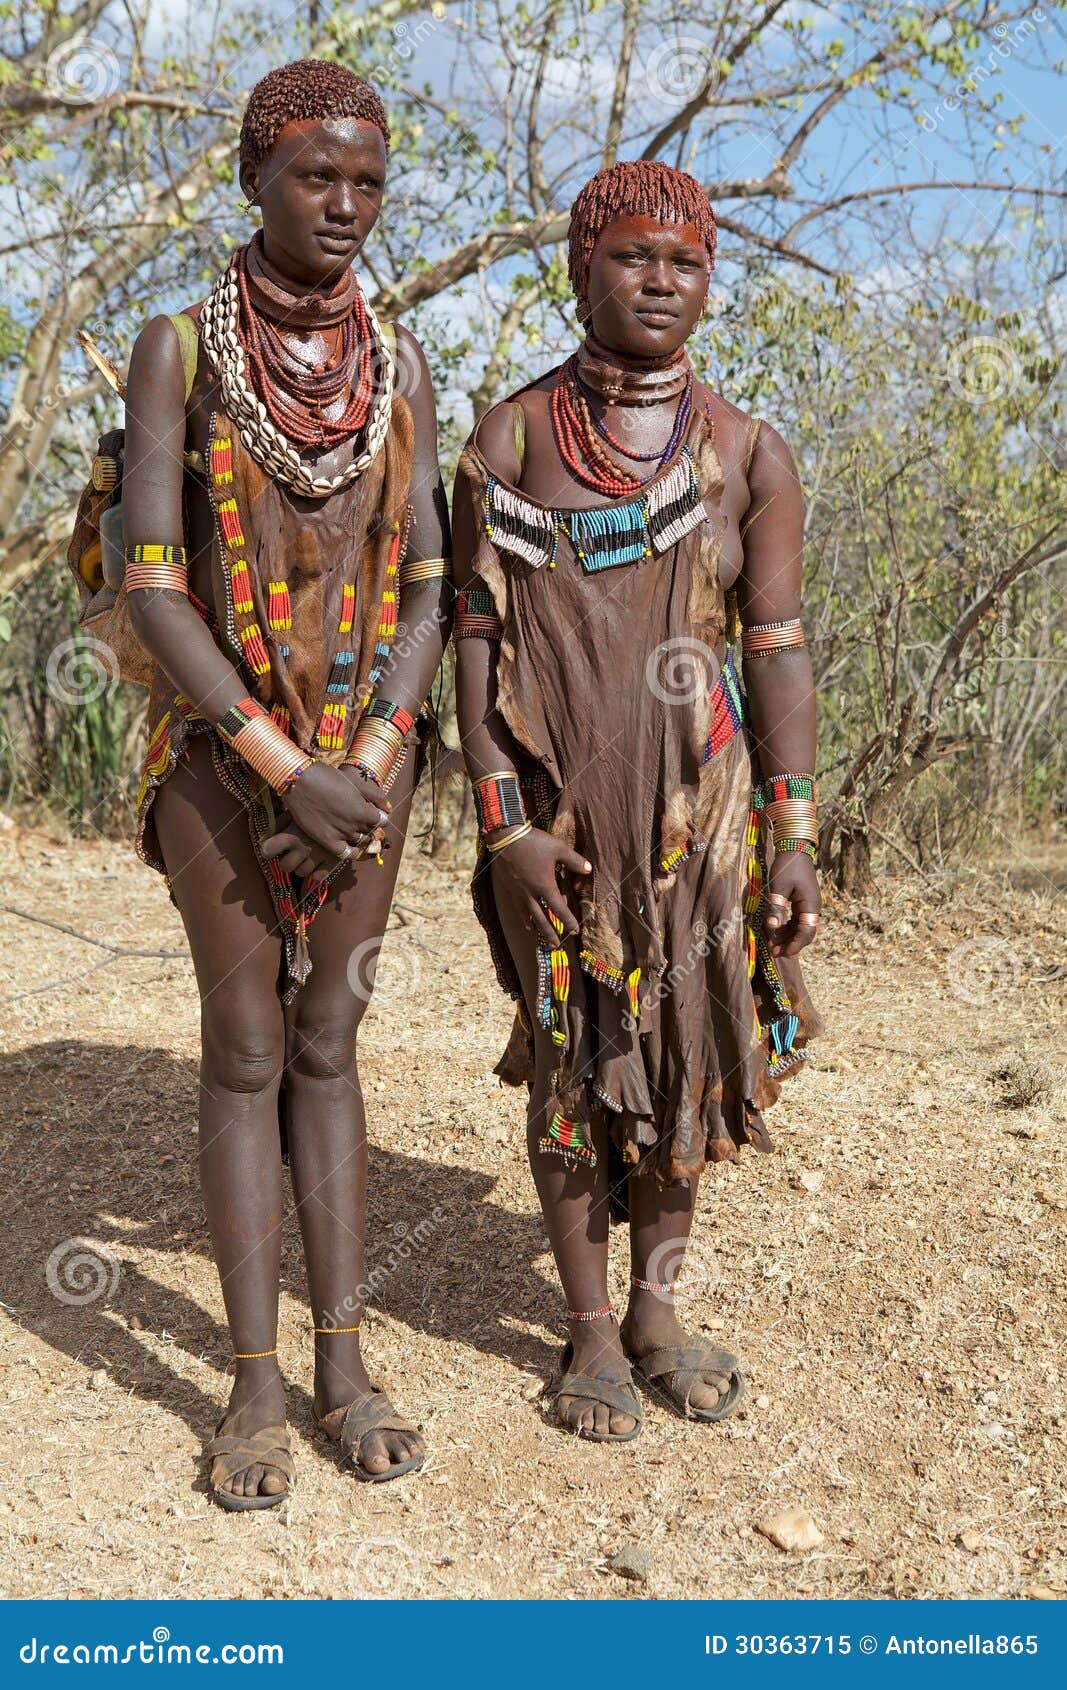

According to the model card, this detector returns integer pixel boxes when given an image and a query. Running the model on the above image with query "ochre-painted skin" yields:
[453,212,820,1438]
[123,116,452,1495]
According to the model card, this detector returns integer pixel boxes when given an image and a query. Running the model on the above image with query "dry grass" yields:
[0,811,1065,1601]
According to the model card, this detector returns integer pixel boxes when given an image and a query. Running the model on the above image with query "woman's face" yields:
[584,212,710,356]
[239,116,387,286]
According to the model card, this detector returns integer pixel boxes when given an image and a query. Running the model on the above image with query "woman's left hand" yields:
[764,851,821,957]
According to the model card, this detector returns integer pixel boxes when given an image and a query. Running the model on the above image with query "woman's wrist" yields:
[215,695,314,794]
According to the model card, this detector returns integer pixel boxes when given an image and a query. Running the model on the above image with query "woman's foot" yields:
[621,1292,734,1415]
[313,1334,424,1477]
[210,1357,290,1502]
[555,1315,640,1439]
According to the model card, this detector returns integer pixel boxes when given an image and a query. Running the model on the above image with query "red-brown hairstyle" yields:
[567,160,717,304]
[239,58,391,173]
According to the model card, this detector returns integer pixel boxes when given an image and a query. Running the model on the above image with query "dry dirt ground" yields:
[0,810,1064,1602]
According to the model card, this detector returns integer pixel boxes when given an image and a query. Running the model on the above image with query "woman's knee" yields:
[287,1006,360,1080]
[201,1008,284,1096]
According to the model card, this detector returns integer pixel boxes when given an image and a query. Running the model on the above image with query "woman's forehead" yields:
[267,116,387,167]
[593,211,707,250]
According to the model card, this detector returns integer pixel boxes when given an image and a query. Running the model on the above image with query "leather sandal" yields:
[318,1387,425,1482]
[625,1335,745,1422]
[203,1423,294,1512]
[550,1341,644,1443]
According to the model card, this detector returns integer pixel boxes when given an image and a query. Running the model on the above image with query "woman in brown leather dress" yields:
[453,161,822,1442]
[121,61,452,1504]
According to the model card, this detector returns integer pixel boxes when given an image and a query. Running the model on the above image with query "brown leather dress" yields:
[456,392,822,1184]
[135,315,417,1002]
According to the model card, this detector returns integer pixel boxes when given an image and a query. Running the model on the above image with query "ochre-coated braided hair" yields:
[567,161,717,307]
[239,58,390,173]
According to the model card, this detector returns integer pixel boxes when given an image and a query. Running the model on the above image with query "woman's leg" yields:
[494,895,637,1438]
[152,733,289,1499]
[622,1174,732,1412]
[283,751,423,1475]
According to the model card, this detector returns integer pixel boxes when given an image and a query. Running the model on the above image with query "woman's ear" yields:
[238,159,259,207]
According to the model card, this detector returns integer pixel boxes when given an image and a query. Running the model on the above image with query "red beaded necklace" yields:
[551,351,697,496]
[235,247,376,450]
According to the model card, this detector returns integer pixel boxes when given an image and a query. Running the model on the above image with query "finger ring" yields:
[797,912,819,925]
[376,809,389,829]
[339,842,353,863]
[768,892,789,907]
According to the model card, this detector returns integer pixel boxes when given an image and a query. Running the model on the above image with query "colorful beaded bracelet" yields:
[473,771,527,835]
[455,584,504,641]
[364,697,416,738]
[216,695,313,794]
[125,542,189,594]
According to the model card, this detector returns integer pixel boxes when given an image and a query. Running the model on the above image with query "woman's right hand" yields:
[488,827,591,945]
[263,761,391,860]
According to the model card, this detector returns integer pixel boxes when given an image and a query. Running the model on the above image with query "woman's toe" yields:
[243,1464,265,1497]
[610,1408,636,1436]
[261,1466,287,1496]
[592,1404,610,1438]
[689,1376,724,1412]
[358,1433,391,1476]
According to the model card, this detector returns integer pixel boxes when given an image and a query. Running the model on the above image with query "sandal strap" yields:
[332,1390,418,1457]
[636,1343,740,1383]
[203,1426,294,1485]
[556,1370,643,1421]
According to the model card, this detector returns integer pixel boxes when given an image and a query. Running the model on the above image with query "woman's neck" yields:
[244,229,357,329]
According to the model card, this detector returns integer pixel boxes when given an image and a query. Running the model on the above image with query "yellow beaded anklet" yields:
[233,1348,278,1359]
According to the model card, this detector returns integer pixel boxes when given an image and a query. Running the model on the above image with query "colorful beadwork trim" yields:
[454,584,504,640]
[483,446,706,574]
[568,1304,615,1322]
[230,560,254,615]
[210,436,234,484]
[217,497,244,548]
[239,622,271,676]
[703,649,745,762]
[339,583,356,634]
[540,1109,596,1168]
[127,543,185,564]
[316,702,347,751]
[757,772,817,807]
[267,580,292,630]
[325,650,355,695]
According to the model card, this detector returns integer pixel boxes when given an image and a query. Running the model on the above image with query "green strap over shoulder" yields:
[166,311,200,405]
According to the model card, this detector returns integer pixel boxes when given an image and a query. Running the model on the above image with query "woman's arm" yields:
[453,402,589,944]
[123,315,390,862]
[736,419,820,956]
[355,324,453,722]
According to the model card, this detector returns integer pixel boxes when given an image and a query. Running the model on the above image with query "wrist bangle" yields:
[217,695,313,793]
[486,820,532,854]
[473,771,527,835]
